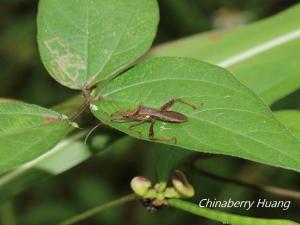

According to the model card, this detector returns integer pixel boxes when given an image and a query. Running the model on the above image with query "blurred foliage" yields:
[0,0,78,107]
[156,0,299,41]
[0,0,300,225]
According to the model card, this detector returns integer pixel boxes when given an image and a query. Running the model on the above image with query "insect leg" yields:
[128,121,146,137]
[149,120,177,144]
[109,110,122,118]
[159,98,198,110]
[104,115,120,124]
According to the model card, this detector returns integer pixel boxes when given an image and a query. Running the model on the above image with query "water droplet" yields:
[90,104,98,111]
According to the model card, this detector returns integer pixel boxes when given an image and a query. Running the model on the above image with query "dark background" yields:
[0,0,299,225]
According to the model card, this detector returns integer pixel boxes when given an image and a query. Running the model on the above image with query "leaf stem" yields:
[168,199,299,225]
[56,193,136,225]
[191,165,300,200]
[0,201,17,225]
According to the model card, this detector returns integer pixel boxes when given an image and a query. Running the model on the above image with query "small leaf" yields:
[0,102,69,175]
[37,0,159,89]
[168,199,299,225]
[91,57,300,172]
[275,110,300,140]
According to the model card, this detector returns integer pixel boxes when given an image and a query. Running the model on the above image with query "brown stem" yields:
[69,86,93,122]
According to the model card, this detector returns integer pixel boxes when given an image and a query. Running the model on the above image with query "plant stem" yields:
[56,193,136,225]
[0,201,17,225]
[191,165,300,200]
[168,199,299,225]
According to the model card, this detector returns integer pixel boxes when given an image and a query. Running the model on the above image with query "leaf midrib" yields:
[0,112,59,117]
[0,120,67,137]
[84,0,91,85]
[86,0,136,85]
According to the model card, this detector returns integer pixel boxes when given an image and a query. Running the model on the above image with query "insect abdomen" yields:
[156,111,187,122]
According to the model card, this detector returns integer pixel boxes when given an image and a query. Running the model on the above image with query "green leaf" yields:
[91,57,300,172]
[168,199,299,225]
[0,135,131,202]
[0,133,90,202]
[154,144,190,182]
[37,0,159,89]
[35,134,93,174]
[275,110,300,140]
[150,4,300,105]
[0,98,20,103]
[0,102,69,175]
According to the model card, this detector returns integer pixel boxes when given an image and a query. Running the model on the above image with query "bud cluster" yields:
[130,170,195,202]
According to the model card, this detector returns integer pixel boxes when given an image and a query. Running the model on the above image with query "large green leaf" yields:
[276,110,300,140]
[150,4,300,105]
[91,57,300,172]
[169,199,299,225]
[37,0,159,89]
[0,102,69,175]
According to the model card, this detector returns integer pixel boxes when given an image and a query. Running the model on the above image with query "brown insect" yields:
[106,98,198,144]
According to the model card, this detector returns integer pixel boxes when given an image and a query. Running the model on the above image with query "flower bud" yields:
[144,189,157,199]
[70,121,79,128]
[154,182,167,193]
[164,187,181,198]
[130,176,152,196]
[171,170,195,198]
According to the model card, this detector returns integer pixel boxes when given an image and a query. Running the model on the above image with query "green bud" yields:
[70,121,79,128]
[154,182,167,193]
[144,189,157,199]
[156,192,165,200]
[171,170,195,198]
[164,187,181,198]
[130,176,152,196]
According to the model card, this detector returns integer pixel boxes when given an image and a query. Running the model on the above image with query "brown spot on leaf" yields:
[44,37,86,87]
[44,116,60,123]
[97,96,104,101]
[209,32,222,41]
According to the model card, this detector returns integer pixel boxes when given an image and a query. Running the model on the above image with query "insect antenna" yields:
[84,122,104,144]
[85,93,129,143]
[84,115,129,144]
[103,93,128,121]
[70,85,96,122]
[109,94,125,112]
[69,101,90,122]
